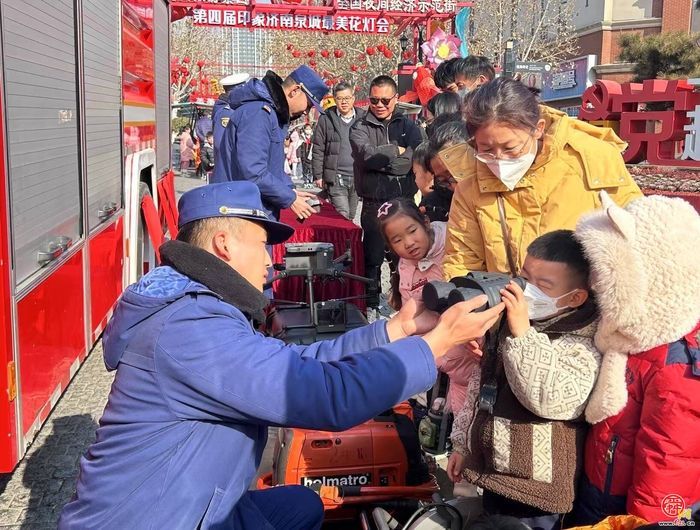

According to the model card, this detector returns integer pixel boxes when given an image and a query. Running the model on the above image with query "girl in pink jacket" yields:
[377,198,481,417]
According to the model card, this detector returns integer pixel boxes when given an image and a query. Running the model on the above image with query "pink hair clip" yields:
[377,202,393,218]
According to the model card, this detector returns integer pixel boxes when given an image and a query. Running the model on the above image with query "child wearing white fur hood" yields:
[572,192,700,524]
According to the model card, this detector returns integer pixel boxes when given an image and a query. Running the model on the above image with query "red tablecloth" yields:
[272,200,366,310]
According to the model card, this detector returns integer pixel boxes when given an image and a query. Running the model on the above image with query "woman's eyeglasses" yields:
[369,95,397,107]
[433,176,457,190]
[468,132,534,163]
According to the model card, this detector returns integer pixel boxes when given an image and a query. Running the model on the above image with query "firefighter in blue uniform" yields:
[212,73,249,168]
[211,65,323,221]
[58,182,504,530]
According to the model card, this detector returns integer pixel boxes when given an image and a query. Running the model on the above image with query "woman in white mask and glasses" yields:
[437,77,642,280]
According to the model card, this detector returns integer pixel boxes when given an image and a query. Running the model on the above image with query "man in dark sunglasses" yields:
[349,75,423,309]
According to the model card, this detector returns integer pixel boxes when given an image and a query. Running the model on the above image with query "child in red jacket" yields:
[572,192,700,524]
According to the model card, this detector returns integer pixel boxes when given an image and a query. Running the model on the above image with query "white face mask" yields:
[485,138,537,190]
[523,283,577,321]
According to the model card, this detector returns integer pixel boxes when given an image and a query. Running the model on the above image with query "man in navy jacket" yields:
[59,182,504,529]
[212,66,324,221]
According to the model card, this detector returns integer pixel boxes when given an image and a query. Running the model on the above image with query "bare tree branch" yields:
[468,0,578,67]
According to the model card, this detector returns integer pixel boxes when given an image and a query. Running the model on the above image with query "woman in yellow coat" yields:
[439,78,642,279]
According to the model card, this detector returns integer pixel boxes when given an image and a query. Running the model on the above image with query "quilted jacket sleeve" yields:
[502,327,602,421]
[627,361,700,521]
[443,180,486,280]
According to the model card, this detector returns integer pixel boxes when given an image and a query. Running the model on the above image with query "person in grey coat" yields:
[311,82,362,220]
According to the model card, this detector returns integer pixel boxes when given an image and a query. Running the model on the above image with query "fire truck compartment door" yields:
[1,0,82,286]
[83,0,123,232]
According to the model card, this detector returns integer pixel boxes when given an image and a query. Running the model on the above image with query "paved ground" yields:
[0,343,114,529]
[0,175,436,528]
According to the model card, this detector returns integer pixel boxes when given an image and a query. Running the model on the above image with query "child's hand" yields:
[500,281,531,338]
[466,337,485,358]
[447,452,467,483]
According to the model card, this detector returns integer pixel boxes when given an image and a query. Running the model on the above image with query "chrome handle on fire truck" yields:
[97,202,118,221]
[36,236,73,266]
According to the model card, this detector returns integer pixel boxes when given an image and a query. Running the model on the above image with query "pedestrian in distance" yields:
[312,81,362,220]
[211,65,327,222]
[350,75,423,308]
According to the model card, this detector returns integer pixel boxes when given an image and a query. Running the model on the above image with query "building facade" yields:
[571,0,695,82]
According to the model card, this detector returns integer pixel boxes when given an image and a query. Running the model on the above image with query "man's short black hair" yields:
[454,55,496,82]
[527,229,591,288]
[434,58,459,89]
[428,119,469,152]
[369,75,397,93]
[333,81,353,96]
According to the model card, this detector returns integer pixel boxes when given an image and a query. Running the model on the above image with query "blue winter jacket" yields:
[210,76,296,219]
[58,266,436,529]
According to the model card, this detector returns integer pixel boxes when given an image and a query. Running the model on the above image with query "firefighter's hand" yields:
[422,296,504,359]
[290,190,316,220]
[447,452,467,483]
[386,298,439,342]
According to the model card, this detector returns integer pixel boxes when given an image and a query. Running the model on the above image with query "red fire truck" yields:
[0,0,172,472]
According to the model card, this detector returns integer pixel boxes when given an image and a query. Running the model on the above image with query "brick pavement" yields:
[0,343,114,529]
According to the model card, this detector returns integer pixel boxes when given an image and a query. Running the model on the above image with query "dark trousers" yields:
[360,199,398,308]
[235,486,324,529]
[327,174,359,220]
[483,490,564,530]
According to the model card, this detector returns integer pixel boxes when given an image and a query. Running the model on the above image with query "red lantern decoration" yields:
[182,56,191,64]
[189,78,197,86]
[402,51,412,60]
[350,64,359,72]
[181,68,190,77]
[333,49,344,58]
[377,44,386,52]
[197,59,205,69]
[292,50,302,58]
[383,49,393,59]
[366,47,375,56]
[309,60,317,67]
[286,43,294,50]
[307,50,316,57]
[321,50,329,58]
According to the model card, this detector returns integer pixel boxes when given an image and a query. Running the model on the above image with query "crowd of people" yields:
[59,56,700,530]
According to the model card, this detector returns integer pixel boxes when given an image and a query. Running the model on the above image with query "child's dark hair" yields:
[426,92,462,118]
[412,141,432,170]
[377,198,430,310]
[526,229,590,288]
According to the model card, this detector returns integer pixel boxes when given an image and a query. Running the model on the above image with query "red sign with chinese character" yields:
[579,79,700,167]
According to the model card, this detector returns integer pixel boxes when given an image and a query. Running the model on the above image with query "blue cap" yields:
[289,65,328,113]
[178,182,294,244]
